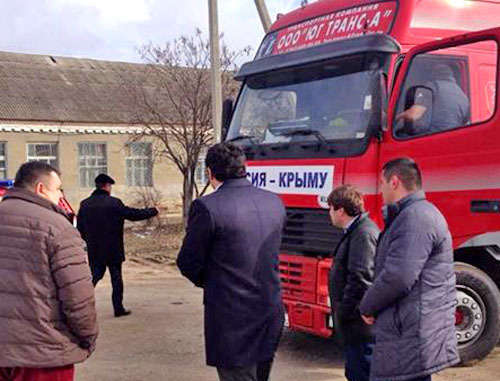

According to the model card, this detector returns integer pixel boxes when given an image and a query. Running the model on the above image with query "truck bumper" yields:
[283,298,334,338]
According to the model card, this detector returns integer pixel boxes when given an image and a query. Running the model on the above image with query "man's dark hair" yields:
[382,157,422,191]
[205,142,246,181]
[327,184,365,217]
[14,161,60,189]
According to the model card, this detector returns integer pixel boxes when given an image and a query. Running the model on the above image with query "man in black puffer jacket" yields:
[328,185,379,381]
[77,174,158,317]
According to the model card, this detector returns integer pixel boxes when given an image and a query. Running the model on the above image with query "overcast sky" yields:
[0,0,304,64]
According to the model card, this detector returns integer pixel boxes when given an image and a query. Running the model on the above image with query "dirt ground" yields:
[74,224,500,381]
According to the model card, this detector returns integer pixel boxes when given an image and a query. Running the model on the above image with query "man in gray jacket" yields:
[360,158,459,381]
[328,185,379,381]
[0,162,98,381]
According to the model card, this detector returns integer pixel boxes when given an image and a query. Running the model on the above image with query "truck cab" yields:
[226,0,500,363]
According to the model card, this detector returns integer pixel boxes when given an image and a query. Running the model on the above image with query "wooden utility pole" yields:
[208,0,222,142]
[254,0,271,32]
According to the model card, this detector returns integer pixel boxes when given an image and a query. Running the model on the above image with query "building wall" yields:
[0,130,183,212]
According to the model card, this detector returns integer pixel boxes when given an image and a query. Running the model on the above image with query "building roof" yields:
[0,51,165,125]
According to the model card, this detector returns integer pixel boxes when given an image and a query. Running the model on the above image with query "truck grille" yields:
[281,207,343,257]
[279,254,318,303]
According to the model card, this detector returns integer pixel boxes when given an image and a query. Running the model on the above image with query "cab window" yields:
[393,40,497,139]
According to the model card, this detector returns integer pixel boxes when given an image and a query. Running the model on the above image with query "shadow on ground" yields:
[274,330,345,380]
[76,266,500,381]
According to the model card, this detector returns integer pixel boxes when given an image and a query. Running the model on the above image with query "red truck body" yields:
[228,0,500,362]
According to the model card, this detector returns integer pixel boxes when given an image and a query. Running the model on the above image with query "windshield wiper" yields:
[226,134,258,146]
[275,128,326,143]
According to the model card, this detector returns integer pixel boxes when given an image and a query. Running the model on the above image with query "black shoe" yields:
[114,308,132,318]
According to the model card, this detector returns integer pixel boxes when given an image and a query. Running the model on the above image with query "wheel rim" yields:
[455,286,486,347]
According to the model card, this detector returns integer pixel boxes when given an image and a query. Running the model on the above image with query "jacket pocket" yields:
[374,308,400,342]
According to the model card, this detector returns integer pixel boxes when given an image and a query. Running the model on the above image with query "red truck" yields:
[225,0,500,363]
[0,180,14,199]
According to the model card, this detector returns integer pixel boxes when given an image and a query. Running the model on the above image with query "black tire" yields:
[455,262,500,364]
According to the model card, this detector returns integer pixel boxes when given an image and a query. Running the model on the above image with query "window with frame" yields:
[78,143,107,188]
[195,150,208,185]
[394,40,498,139]
[27,143,58,167]
[394,55,470,138]
[126,142,153,187]
[0,143,6,179]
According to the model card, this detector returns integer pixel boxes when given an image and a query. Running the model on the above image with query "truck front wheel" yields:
[455,263,500,364]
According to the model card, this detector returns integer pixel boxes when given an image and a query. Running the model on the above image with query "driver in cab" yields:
[396,64,470,136]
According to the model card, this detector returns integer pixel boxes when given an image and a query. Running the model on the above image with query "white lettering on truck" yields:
[246,165,335,196]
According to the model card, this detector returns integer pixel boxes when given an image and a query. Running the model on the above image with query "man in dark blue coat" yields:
[177,142,286,381]
[77,174,158,317]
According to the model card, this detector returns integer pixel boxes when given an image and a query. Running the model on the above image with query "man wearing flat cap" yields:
[77,174,158,317]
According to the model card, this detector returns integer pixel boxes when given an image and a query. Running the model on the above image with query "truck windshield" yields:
[228,53,388,150]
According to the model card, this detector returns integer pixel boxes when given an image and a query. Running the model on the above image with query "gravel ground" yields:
[74,262,500,381]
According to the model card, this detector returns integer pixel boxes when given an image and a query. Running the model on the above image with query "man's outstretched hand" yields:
[362,315,375,325]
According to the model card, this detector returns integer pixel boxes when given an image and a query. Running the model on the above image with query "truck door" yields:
[384,29,499,244]
[383,27,500,363]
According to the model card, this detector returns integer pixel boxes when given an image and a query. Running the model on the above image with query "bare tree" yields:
[129,29,249,222]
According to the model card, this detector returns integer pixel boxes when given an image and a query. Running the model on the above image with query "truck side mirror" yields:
[369,71,388,139]
[379,73,388,132]
[221,98,234,141]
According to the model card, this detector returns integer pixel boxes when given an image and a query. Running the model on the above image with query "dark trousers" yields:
[91,262,125,313]
[343,342,373,381]
[409,377,431,381]
[0,366,74,381]
[217,360,273,381]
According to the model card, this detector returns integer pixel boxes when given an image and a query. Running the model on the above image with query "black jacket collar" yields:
[333,213,368,258]
[91,188,110,196]
[344,212,368,236]
[220,177,252,189]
